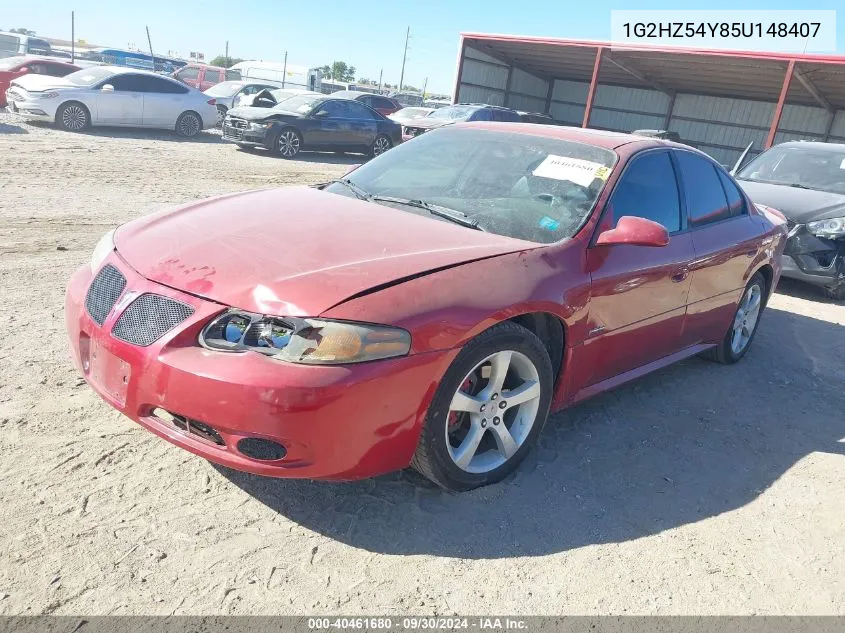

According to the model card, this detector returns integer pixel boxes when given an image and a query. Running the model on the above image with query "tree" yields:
[319,61,355,82]
[11,28,36,35]
[209,55,244,68]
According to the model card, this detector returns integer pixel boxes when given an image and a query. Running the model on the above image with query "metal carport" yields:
[452,33,845,165]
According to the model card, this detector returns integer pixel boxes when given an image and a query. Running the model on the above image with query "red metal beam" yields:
[765,60,795,149]
[582,47,604,128]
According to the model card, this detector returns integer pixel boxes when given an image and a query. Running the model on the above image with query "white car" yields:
[203,80,281,121]
[5,65,218,136]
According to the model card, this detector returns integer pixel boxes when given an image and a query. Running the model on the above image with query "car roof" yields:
[774,140,845,151]
[330,90,374,99]
[455,122,668,150]
[19,55,79,66]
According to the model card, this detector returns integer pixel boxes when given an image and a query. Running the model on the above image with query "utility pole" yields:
[225,40,229,62]
[282,50,288,88]
[421,77,428,100]
[71,11,75,63]
[399,26,410,91]
[378,68,383,93]
[145,26,155,71]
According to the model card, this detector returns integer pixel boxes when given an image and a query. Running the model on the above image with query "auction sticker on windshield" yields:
[533,155,610,187]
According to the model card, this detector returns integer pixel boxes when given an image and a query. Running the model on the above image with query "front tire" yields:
[276,127,302,159]
[412,322,553,491]
[175,111,202,137]
[370,134,392,158]
[702,271,766,364]
[56,102,90,132]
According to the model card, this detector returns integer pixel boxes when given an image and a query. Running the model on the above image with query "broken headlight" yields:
[807,216,845,239]
[199,310,411,365]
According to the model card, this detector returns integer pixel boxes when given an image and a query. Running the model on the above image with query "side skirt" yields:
[567,343,715,407]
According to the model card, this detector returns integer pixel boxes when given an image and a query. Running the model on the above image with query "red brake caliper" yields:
[448,376,475,432]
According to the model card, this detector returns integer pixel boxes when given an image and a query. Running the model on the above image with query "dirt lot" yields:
[1,111,843,616]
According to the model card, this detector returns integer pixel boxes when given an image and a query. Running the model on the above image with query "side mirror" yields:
[342,163,362,176]
[101,84,114,92]
[314,110,330,118]
[596,216,669,247]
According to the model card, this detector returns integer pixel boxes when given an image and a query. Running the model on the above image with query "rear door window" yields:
[717,170,747,217]
[109,74,147,92]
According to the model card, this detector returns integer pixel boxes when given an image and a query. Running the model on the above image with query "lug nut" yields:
[499,401,507,409]
[481,419,487,428]
[491,393,499,400]
[493,417,500,425]
[480,404,486,412]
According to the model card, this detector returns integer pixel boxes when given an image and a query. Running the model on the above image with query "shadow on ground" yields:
[0,122,27,134]
[218,307,845,559]
[237,146,367,165]
[23,120,222,143]
[775,277,842,304]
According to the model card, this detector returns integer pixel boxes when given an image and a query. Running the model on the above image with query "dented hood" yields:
[115,187,536,316]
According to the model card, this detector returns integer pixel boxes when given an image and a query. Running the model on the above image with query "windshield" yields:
[737,145,845,194]
[0,56,26,70]
[205,81,245,97]
[273,94,322,114]
[324,127,617,243]
[64,67,116,86]
[426,105,480,120]
[395,107,431,120]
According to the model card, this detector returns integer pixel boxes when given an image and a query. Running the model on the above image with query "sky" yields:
[3,0,843,95]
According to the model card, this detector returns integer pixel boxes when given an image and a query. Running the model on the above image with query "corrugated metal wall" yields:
[454,45,845,165]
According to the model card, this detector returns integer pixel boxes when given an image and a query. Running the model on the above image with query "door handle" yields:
[671,268,689,283]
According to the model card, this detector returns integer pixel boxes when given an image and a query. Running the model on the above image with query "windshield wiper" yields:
[786,183,812,190]
[326,178,372,200]
[369,195,484,231]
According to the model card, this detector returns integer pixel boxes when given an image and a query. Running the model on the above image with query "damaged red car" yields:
[65,123,787,491]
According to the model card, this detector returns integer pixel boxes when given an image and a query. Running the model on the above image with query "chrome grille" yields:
[111,293,194,347]
[226,117,249,129]
[85,264,126,325]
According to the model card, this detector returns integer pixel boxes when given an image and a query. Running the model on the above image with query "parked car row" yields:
[0,55,80,107]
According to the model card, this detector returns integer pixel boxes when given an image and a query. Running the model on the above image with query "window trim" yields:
[671,147,746,230]
[589,147,685,248]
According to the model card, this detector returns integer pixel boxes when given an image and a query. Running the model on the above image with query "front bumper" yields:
[781,225,845,290]
[5,91,54,121]
[65,253,456,480]
[221,121,270,147]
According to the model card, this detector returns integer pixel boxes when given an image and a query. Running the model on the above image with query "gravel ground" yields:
[0,111,843,616]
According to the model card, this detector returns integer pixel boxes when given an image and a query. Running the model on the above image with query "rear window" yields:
[225,69,241,81]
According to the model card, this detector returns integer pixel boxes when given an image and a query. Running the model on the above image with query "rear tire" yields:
[412,322,553,491]
[56,102,90,132]
[175,111,202,137]
[216,105,228,126]
[370,134,392,158]
[701,271,766,364]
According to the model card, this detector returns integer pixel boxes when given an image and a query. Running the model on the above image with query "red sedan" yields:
[65,123,787,491]
[0,56,79,107]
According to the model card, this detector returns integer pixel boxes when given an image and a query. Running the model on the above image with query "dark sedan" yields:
[735,141,845,300]
[221,94,402,159]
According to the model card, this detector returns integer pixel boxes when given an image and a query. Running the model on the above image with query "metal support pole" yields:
[282,51,287,88]
[766,59,795,149]
[582,47,603,128]
[663,92,676,130]
[71,11,75,63]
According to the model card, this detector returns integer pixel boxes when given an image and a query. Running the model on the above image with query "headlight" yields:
[34,91,59,99]
[199,310,411,365]
[90,229,115,272]
[248,121,273,130]
[807,216,845,238]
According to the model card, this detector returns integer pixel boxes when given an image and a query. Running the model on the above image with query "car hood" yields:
[406,117,457,130]
[10,73,73,91]
[228,105,298,121]
[736,179,845,223]
[114,187,537,316]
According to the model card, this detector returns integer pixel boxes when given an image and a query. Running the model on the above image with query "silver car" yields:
[203,80,281,121]
[6,65,218,137]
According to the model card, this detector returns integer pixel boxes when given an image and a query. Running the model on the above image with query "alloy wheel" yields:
[178,113,200,137]
[278,130,300,157]
[731,283,762,355]
[373,136,391,156]
[445,350,542,473]
[61,105,87,131]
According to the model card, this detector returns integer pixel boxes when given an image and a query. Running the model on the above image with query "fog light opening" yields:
[151,407,225,446]
[237,437,287,461]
